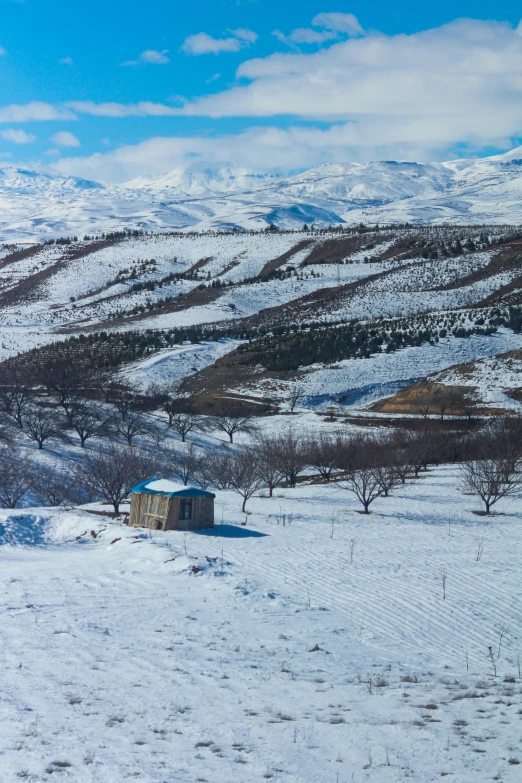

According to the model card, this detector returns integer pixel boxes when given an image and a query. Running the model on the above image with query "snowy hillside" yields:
[1,465,521,781]
[6,148,522,239]
[2,224,522,411]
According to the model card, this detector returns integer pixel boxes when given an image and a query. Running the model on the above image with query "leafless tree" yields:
[340,466,384,514]
[288,384,305,412]
[306,433,340,482]
[0,445,33,508]
[415,391,433,419]
[432,386,461,421]
[69,402,109,447]
[109,385,139,422]
[273,428,308,488]
[460,457,522,514]
[31,463,77,507]
[0,371,34,430]
[208,404,257,444]
[461,389,480,424]
[196,448,234,490]
[99,374,119,404]
[253,435,286,497]
[115,412,150,446]
[33,358,91,415]
[22,407,64,450]
[168,412,203,442]
[75,444,162,514]
[228,446,264,512]
[170,443,204,486]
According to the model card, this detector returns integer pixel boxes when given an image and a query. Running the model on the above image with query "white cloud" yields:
[59,56,74,66]
[174,18,522,157]
[312,12,365,36]
[122,49,170,67]
[51,131,80,147]
[182,29,257,55]
[51,123,460,184]
[0,129,36,144]
[231,28,258,44]
[67,100,180,117]
[0,46,6,57]
[0,102,76,123]
[274,12,364,48]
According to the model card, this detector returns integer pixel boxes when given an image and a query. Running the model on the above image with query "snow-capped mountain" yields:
[5,148,522,241]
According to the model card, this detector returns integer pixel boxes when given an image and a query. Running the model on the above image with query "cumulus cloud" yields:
[59,56,74,66]
[274,12,364,47]
[0,102,76,123]
[312,12,365,36]
[182,29,257,55]
[174,18,522,156]
[0,129,36,144]
[51,131,80,147]
[122,49,170,67]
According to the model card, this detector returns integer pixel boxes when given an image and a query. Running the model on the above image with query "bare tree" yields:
[288,384,305,412]
[432,386,460,422]
[461,389,480,424]
[336,433,385,513]
[170,443,204,486]
[274,428,308,488]
[253,435,286,497]
[208,405,257,444]
[33,358,91,416]
[460,457,522,514]
[228,446,264,512]
[75,444,162,514]
[109,385,139,422]
[415,391,433,419]
[23,407,64,449]
[32,463,77,507]
[168,412,202,443]
[115,412,150,446]
[340,466,383,514]
[69,402,109,447]
[0,445,33,508]
[0,372,34,430]
[306,433,339,482]
[197,448,234,490]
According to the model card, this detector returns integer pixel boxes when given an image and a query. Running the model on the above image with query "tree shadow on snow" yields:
[0,515,48,547]
[194,524,267,539]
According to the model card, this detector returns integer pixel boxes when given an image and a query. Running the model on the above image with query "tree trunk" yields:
[242,496,247,512]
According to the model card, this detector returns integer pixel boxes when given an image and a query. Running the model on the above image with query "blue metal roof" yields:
[130,478,215,499]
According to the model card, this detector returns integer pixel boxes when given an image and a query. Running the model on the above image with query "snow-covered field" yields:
[1,466,521,782]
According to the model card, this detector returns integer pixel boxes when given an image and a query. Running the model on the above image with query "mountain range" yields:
[4,148,522,241]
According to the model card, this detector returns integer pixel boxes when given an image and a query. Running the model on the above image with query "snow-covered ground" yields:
[7,149,522,238]
[0,466,521,782]
[236,328,522,410]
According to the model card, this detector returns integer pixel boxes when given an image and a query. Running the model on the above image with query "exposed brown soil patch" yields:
[258,239,314,278]
[179,344,298,398]
[434,243,522,292]
[0,245,41,270]
[0,238,124,307]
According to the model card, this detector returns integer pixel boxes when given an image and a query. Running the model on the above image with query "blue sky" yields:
[1,1,522,181]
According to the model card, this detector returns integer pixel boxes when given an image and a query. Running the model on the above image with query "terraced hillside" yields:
[2,224,522,411]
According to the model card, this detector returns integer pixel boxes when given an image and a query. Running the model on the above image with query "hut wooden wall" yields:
[130,493,214,531]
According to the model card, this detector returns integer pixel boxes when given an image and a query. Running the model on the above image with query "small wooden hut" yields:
[129,479,215,531]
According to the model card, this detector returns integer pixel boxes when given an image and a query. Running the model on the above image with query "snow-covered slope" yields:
[1,466,521,781]
[6,148,522,240]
